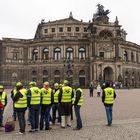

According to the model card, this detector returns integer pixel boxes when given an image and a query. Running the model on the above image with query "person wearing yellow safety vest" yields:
[52,83,61,124]
[27,81,41,132]
[11,84,21,121]
[13,82,27,134]
[59,80,74,128]
[72,85,84,130]
[40,81,54,130]
[0,85,7,127]
[102,81,116,126]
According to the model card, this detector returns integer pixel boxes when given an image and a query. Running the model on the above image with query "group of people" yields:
[0,80,84,134]
[0,80,116,135]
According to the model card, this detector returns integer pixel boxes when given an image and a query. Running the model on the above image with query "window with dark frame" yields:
[59,27,63,32]
[76,27,79,32]
[67,27,71,32]
[52,28,55,32]
[44,29,48,33]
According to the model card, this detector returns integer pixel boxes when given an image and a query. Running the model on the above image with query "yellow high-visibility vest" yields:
[104,87,114,104]
[0,92,6,106]
[61,86,72,103]
[41,88,52,105]
[14,88,27,108]
[72,88,84,106]
[30,87,41,105]
[54,89,59,103]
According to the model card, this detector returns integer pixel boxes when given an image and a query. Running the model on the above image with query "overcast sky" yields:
[0,0,140,45]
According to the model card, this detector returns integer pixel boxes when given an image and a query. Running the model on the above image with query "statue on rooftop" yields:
[96,4,110,16]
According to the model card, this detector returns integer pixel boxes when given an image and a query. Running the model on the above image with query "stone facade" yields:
[0,6,140,88]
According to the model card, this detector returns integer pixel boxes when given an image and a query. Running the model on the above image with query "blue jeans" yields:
[52,104,61,124]
[74,105,82,129]
[0,109,4,126]
[105,106,113,125]
[30,107,40,130]
[40,105,51,130]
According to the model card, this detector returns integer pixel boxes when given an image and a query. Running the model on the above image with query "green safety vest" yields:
[72,88,84,106]
[41,88,52,105]
[53,89,59,103]
[104,87,115,104]
[61,86,72,103]
[0,92,6,106]
[14,88,27,108]
[30,87,41,105]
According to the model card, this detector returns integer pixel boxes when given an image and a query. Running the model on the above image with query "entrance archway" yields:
[103,67,113,81]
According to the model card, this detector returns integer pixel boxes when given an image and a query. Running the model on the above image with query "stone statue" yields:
[96,4,110,16]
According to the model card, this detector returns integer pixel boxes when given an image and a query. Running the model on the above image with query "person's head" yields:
[54,83,59,89]
[0,85,4,92]
[105,81,110,88]
[29,81,36,88]
[16,82,23,90]
[75,83,80,90]
[59,84,64,88]
[43,81,49,87]
[63,80,69,86]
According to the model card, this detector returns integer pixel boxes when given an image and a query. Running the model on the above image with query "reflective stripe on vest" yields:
[0,92,6,106]
[14,88,27,108]
[41,88,52,105]
[61,86,72,103]
[72,88,84,106]
[54,89,59,103]
[104,87,114,104]
[30,87,41,105]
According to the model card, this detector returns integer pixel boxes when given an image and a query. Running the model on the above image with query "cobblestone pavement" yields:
[0,89,140,140]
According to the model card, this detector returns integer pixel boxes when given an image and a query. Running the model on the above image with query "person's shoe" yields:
[106,123,112,127]
[35,129,38,131]
[16,132,24,135]
[0,124,4,127]
[67,124,71,127]
[45,127,52,130]
[29,129,35,132]
[60,126,65,129]
[73,127,82,130]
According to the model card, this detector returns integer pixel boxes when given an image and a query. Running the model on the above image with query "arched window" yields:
[32,49,38,61]
[124,50,128,62]
[32,70,37,81]
[66,48,73,60]
[131,52,134,62]
[79,70,85,87]
[54,70,60,83]
[99,30,113,40]
[43,70,48,82]
[54,48,61,60]
[79,47,86,60]
[42,48,49,60]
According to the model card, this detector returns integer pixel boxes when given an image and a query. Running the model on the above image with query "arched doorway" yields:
[103,67,113,81]
[79,70,85,87]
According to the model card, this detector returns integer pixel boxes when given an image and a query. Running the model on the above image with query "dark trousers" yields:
[105,106,113,125]
[52,104,61,124]
[74,105,82,129]
[0,109,4,126]
[17,111,26,133]
[30,107,40,130]
[12,103,16,121]
[40,105,51,130]
[90,90,93,97]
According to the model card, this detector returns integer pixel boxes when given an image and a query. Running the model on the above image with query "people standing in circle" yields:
[89,84,94,97]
